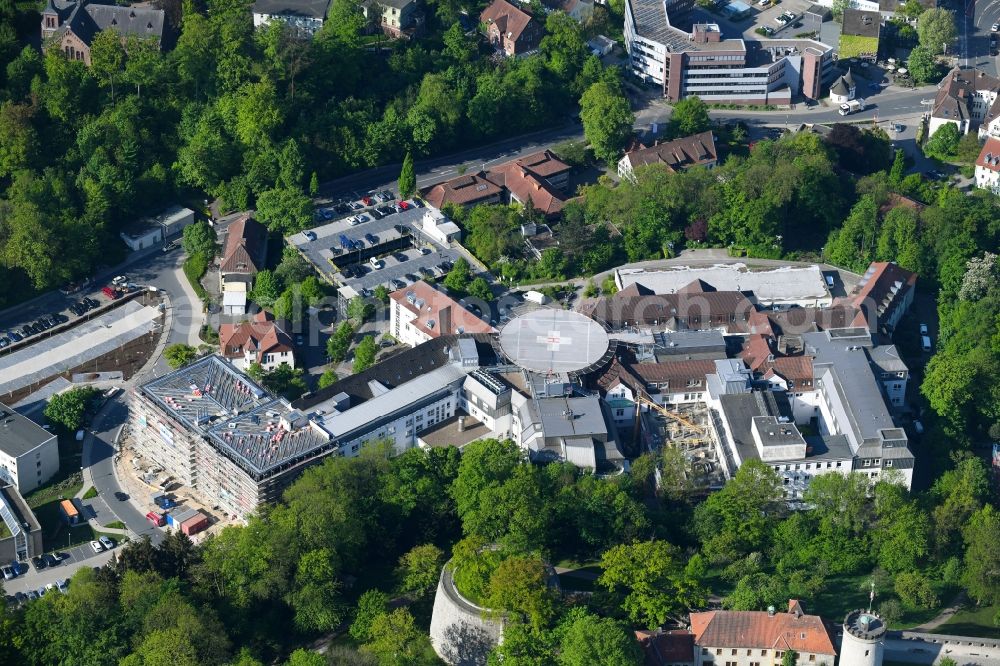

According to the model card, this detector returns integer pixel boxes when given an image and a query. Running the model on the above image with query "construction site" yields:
[637,396,728,491]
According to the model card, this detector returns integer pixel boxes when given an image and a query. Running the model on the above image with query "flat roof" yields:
[418,411,492,448]
[536,395,609,439]
[498,309,611,375]
[140,355,333,477]
[617,263,829,304]
[0,403,54,459]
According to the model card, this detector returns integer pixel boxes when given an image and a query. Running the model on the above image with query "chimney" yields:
[439,306,452,335]
[767,605,776,616]
[458,416,466,432]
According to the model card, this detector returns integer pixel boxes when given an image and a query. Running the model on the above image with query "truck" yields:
[838,98,866,116]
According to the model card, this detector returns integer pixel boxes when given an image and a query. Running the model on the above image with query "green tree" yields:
[556,610,642,666]
[907,46,940,84]
[889,148,906,185]
[961,505,1000,605]
[782,649,799,666]
[924,122,961,160]
[397,544,444,599]
[327,321,354,363]
[353,336,377,373]
[347,296,375,322]
[89,29,125,102]
[164,343,198,369]
[374,285,390,303]
[350,589,389,642]
[894,571,939,609]
[468,277,493,302]
[255,187,313,233]
[399,150,416,199]
[182,220,217,258]
[670,96,711,137]
[284,649,325,666]
[900,0,925,17]
[286,548,345,632]
[879,598,904,627]
[44,387,99,431]
[580,80,634,164]
[599,540,707,628]
[249,269,280,308]
[486,556,555,633]
[308,171,319,196]
[443,257,472,293]
[917,8,957,55]
[725,572,788,611]
[361,608,437,666]
[318,369,339,389]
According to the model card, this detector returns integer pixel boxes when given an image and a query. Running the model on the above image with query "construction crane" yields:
[633,394,706,435]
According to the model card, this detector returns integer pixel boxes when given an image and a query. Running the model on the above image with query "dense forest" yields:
[0,0,618,303]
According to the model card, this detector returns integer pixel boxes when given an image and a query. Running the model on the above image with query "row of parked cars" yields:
[0,310,72,349]
[6,578,70,606]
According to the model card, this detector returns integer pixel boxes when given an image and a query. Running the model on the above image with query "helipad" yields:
[498,309,611,375]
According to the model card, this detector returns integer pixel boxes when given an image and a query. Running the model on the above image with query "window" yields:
[716,649,723,656]
[762,650,768,656]
[809,656,816,662]
[886,460,893,467]
[863,459,872,467]
[731,649,737,656]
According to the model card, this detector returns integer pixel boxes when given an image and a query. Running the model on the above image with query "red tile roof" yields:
[975,136,1000,173]
[219,311,292,359]
[487,162,566,217]
[690,603,836,656]
[481,0,537,50]
[741,334,774,371]
[849,261,916,327]
[390,280,496,338]
[220,215,267,275]
[580,286,753,330]
[622,131,718,173]
[421,173,503,209]
[635,629,696,665]
[765,356,814,388]
[629,359,716,392]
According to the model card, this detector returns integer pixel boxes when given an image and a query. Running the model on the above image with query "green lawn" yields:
[838,35,879,59]
[939,604,1000,639]
[24,436,84,510]
[104,521,126,530]
[34,502,97,553]
[83,486,98,500]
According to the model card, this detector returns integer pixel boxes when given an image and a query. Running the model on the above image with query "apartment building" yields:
[624,0,834,104]
[930,68,1000,138]
[975,136,1000,193]
[389,281,495,348]
[0,404,59,495]
[617,131,718,182]
[252,0,331,36]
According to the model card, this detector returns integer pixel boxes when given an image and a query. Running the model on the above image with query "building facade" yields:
[930,68,1000,138]
[390,281,495,348]
[41,0,165,65]
[481,0,542,56]
[624,0,833,104]
[252,0,331,36]
[219,312,295,371]
[0,404,59,495]
[975,136,1000,193]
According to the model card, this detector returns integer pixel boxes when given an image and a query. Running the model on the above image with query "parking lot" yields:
[290,202,464,306]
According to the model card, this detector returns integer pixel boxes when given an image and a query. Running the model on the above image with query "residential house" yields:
[252,0,332,36]
[929,68,1000,138]
[847,261,916,333]
[687,600,837,666]
[41,0,165,65]
[975,135,1000,193]
[0,404,59,495]
[219,311,294,371]
[220,215,268,316]
[390,280,496,348]
[480,0,542,56]
[421,150,572,218]
[362,0,421,37]
[617,131,718,182]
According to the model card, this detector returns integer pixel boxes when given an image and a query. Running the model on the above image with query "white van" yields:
[921,335,932,352]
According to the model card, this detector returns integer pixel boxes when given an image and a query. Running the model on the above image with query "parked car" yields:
[8,331,21,342]
[31,556,46,570]
[992,21,999,31]
[370,208,384,220]
[99,536,115,550]
[43,553,59,567]
[921,335,932,352]
[1,566,13,581]
[398,200,410,211]
[365,233,378,244]
[90,541,103,554]
[393,252,408,262]
[101,286,118,300]
[304,231,317,241]
[57,579,69,594]
[919,323,928,335]
[146,511,167,527]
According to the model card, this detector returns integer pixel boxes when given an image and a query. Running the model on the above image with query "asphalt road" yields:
[964,0,1000,75]
[87,397,165,546]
